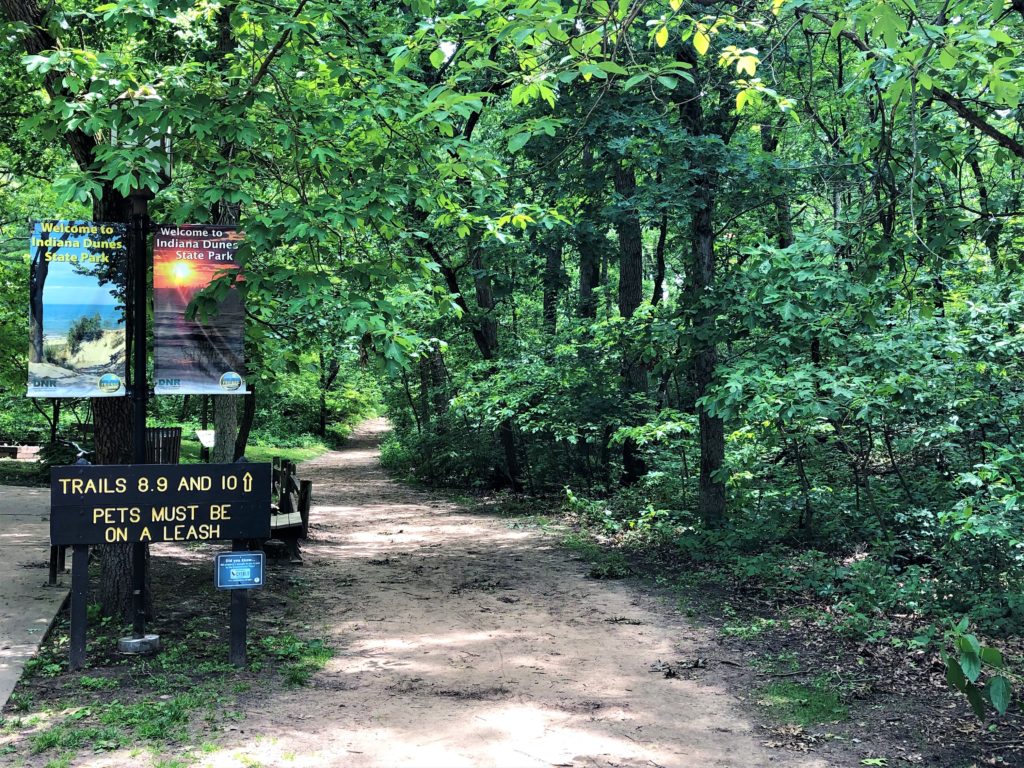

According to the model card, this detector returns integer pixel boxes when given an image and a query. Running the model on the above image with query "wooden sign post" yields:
[50,462,271,669]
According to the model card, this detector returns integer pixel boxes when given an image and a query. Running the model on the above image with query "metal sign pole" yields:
[68,545,89,671]
[123,191,159,654]
[229,539,248,667]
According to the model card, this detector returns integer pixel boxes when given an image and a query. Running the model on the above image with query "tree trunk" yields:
[577,146,603,320]
[542,238,563,335]
[200,395,210,462]
[417,354,433,431]
[316,351,341,438]
[691,181,725,525]
[651,211,667,306]
[234,384,256,460]
[319,350,329,437]
[93,396,137,622]
[87,185,139,622]
[679,66,726,525]
[29,250,47,364]
[50,400,60,443]
[428,347,448,417]
[761,124,795,249]
[468,235,521,488]
[967,147,1003,269]
[212,396,237,463]
[613,162,649,486]
[470,237,499,357]
[210,2,243,464]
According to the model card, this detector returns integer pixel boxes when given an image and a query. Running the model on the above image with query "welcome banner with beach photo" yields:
[152,224,247,395]
[28,220,128,398]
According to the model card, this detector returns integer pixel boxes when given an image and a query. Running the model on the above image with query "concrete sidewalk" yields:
[0,485,67,707]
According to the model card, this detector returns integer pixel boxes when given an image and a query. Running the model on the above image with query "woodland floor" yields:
[1,419,1018,767]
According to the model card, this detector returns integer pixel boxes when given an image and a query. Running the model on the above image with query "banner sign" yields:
[28,220,127,398]
[153,224,247,394]
[50,462,271,545]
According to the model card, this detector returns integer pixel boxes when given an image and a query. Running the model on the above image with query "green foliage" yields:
[722,617,777,640]
[64,313,103,356]
[255,634,333,687]
[78,676,119,691]
[758,679,849,726]
[562,533,632,580]
[28,692,201,755]
[943,617,1015,719]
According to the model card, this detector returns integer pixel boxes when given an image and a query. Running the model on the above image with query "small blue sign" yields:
[215,552,265,589]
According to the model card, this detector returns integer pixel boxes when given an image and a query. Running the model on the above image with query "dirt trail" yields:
[207,420,835,768]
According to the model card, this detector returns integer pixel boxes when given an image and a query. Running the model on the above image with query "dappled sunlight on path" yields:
[183,419,830,768]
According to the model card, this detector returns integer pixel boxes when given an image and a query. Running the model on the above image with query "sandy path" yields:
[204,420,833,768]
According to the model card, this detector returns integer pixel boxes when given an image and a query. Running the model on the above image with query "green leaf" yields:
[597,60,628,75]
[958,634,982,657]
[507,133,530,152]
[622,73,647,90]
[980,646,1003,669]
[965,682,987,719]
[960,651,982,683]
[657,75,679,89]
[945,653,967,692]
[987,676,1011,716]
[429,48,446,69]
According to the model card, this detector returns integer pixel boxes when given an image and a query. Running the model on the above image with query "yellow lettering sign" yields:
[210,504,232,521]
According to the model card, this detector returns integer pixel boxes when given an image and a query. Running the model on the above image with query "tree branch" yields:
[932,87,1024,159]
[250,0,310,90]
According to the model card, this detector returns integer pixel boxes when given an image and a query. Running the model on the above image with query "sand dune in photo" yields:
[36,329,125,375]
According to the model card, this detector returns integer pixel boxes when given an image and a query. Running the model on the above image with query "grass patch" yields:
[0,459,46,486]
[78,676,119,691]
[722,616,778,639]
[563,533,632,579]
[751,651,801,674]
[254,634,333,687]
[28,689,217,756]
[179,438,328,465]
[757,679,848,726]
[30,722,126,754]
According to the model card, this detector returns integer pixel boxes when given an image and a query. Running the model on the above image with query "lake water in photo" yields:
[41,303,123,337]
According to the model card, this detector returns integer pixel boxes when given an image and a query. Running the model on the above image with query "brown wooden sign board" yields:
[50,463,271,545]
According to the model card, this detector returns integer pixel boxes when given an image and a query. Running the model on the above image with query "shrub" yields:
[66,313,103,355]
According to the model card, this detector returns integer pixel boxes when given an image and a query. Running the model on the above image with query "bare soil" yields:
[194,419,847,768]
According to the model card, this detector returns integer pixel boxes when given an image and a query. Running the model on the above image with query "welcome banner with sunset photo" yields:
[152,224,247,395]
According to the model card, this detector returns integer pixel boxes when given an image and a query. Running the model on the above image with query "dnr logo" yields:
[98,374,122,393]
[219,372,242,391]
[31,378,58,388]
[157,378,182,387]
